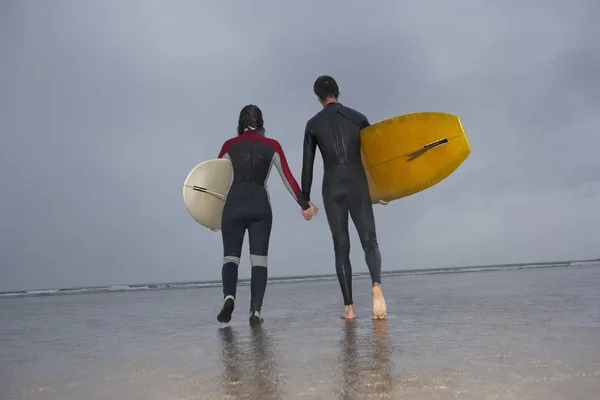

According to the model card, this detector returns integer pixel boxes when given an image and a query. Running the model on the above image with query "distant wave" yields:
[1,260,598,299]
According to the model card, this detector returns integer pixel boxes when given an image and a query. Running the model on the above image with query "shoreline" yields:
[1,259,598,299]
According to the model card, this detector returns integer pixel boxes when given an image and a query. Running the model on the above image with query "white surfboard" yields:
[183,159,233,230]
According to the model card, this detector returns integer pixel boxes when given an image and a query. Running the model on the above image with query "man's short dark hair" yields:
[314,75,340,101]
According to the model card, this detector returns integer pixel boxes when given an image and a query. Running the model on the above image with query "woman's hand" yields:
[211,228,220,232]
[378,200,389,205]
[302,202,319,220]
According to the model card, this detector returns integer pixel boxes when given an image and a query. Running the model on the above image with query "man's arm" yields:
[358,110,370,129]
[357,114,388,205]
[301,123,317,202]
[361,116,370,129]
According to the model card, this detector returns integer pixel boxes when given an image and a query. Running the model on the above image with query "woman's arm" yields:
[217,141,230,159]
[269,139,310,210]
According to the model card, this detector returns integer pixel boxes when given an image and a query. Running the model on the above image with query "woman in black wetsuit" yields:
[214,105,314,326]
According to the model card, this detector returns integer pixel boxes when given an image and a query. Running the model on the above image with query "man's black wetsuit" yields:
[301,102,382,306]
[218,129,309,313]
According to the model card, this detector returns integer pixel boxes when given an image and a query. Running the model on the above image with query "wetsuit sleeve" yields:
[217,141,231,160]
[270,140,310,210]
[301,123,317,202]
[360,114,371,129]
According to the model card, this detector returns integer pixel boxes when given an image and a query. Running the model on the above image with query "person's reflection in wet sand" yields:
[218,326,242,394]
[339,320,393,399]
[339,319,359,399]
[370,320,393,393]
[218,325,282,400]
[249,324,281,398]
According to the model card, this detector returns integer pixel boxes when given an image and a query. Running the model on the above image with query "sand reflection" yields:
[218,325,281,399]
[339,319,393,399]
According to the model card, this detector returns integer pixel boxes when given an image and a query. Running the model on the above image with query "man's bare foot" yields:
[340,304,356,319]
[372,283,387,320]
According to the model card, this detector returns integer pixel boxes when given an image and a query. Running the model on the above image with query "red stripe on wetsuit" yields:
[217,131,309,209]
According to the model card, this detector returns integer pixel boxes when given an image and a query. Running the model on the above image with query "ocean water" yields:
[1,262,599,399]
[0,260,589,299]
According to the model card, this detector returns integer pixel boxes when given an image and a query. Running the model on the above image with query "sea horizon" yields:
[2,257,598,299]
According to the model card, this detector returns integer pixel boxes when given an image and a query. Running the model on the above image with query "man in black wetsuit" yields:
[214,105,312,326]
[301,75,388,320]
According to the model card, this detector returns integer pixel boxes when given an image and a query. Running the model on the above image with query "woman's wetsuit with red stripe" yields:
[217,129,309,314]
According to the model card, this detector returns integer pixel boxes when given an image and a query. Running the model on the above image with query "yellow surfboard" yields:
[360,112,471,203]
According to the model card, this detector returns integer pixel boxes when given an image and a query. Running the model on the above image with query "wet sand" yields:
[1,265,599,399]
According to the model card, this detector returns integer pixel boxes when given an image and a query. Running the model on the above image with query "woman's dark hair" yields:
[314,75,340,101]
[237,104,265,135]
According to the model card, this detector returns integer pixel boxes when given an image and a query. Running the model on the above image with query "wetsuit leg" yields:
[348,182,382,284]
[323,185,353,305]
[220,203,246,300]
[247,213,272,313]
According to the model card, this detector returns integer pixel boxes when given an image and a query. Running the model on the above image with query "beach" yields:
[1,263,599,399]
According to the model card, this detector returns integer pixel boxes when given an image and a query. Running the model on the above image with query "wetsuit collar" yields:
[243,128,264,136]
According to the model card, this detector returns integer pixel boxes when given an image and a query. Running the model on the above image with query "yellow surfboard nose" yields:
[360,112,471,203]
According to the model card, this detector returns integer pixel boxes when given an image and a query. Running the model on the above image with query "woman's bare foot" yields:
[340,304,356,319]
[372,283,387,320]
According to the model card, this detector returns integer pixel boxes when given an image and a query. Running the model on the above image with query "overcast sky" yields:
[1,0,599,291]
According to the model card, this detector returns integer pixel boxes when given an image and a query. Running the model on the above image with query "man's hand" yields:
[378,200,389,205]
[211,228,220,232]
[302,202,319,220]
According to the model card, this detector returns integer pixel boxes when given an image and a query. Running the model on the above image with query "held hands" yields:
[378,200,389,205]
[301,202,319,221]
[211,228,220,232]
